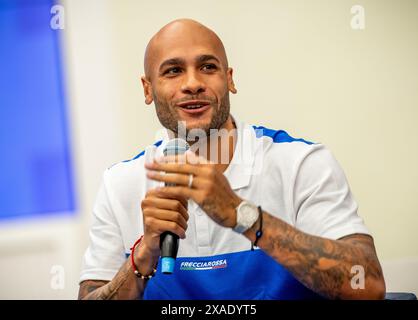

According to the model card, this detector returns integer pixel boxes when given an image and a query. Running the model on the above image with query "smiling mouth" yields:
[176,100,212,112]
[180,105,206,109]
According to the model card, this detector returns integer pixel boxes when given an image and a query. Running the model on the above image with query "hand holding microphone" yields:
[143,138,242,274]
[140,139,190,274]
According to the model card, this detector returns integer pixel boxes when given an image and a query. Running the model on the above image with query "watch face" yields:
[241,203,257,224]
[236,201,258,232]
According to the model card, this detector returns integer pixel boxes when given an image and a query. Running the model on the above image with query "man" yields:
[78,19,385,300]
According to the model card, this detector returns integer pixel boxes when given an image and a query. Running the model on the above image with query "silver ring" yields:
[188,174,194,188]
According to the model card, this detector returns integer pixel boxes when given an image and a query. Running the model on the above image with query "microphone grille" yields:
[163,138,190,156]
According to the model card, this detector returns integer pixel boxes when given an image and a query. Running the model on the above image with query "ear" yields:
[227,67,237,94]
[141,76,154,105]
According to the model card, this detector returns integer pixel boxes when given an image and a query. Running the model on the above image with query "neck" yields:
[190,116,236,172]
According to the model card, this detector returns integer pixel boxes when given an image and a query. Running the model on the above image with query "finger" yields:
[146,216,186,239]
[142,197,189,221]
[144,188,160,198]
[147,171,188,186]
[147,171,202,189]
[145,161,198,175]
[153,152,208,166]
[156,186,196,202]
[148,208,188,231]
[156,193,188,211]
[144,188,188,210]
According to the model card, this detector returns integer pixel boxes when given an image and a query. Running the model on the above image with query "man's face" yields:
[142,22,236,136]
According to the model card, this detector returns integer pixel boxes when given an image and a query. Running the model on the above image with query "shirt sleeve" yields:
[79,170,126,283]
[293,144,370,240]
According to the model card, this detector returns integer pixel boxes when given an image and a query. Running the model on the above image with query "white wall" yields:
[1,0,417,298]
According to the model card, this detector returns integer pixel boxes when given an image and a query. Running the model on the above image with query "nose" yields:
[181,70,205,95]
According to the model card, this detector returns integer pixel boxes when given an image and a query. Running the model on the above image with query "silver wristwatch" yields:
[233,200,260,234]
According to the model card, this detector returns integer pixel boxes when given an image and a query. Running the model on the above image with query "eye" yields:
[164,67,182,76]
[201,64,217,72]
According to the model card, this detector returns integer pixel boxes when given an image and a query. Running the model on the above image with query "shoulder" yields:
[249,125,343,180]
[103,140,163,189]
[251,125,324,164]
[252,125,315,146]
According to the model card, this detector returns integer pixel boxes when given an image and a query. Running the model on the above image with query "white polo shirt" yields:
[80,119,370,299]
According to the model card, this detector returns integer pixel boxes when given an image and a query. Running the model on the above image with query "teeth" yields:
[184,105,202,109]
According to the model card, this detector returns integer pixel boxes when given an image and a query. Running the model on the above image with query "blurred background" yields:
[0,0,417,299]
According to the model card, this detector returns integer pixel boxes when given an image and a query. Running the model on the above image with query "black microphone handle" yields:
[159,184,180,274]
[160,231,179,258]
[159,138,189,274]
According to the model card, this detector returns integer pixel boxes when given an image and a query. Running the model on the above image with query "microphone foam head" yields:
[163,138,190,156]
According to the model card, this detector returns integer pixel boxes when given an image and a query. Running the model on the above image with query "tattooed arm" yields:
[78,241,158,300]
[144,152,386,299]
[243,211,386,300]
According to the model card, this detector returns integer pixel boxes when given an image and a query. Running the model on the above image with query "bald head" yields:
[144,19,229,80]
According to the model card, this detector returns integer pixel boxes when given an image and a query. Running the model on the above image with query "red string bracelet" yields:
[130,235,157,280]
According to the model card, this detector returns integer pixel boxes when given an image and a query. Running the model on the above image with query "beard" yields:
[153,91,231,138]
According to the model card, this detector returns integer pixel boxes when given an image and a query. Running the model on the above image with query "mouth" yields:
[176,100,212,114]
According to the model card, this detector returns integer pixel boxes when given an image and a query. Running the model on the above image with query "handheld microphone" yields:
[160,138,190,274]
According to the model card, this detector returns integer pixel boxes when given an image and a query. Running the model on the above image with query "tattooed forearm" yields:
[78,280,109,300]
[245,212,386,299]
[78,259,147,300]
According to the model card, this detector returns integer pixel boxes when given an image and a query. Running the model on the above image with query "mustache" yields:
[172,95,217,105]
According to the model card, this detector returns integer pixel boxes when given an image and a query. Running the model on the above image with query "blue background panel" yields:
[0,0,76,219]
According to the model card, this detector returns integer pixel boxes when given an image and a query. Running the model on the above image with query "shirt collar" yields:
[156,116,257,191]
[223,118,256,190]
